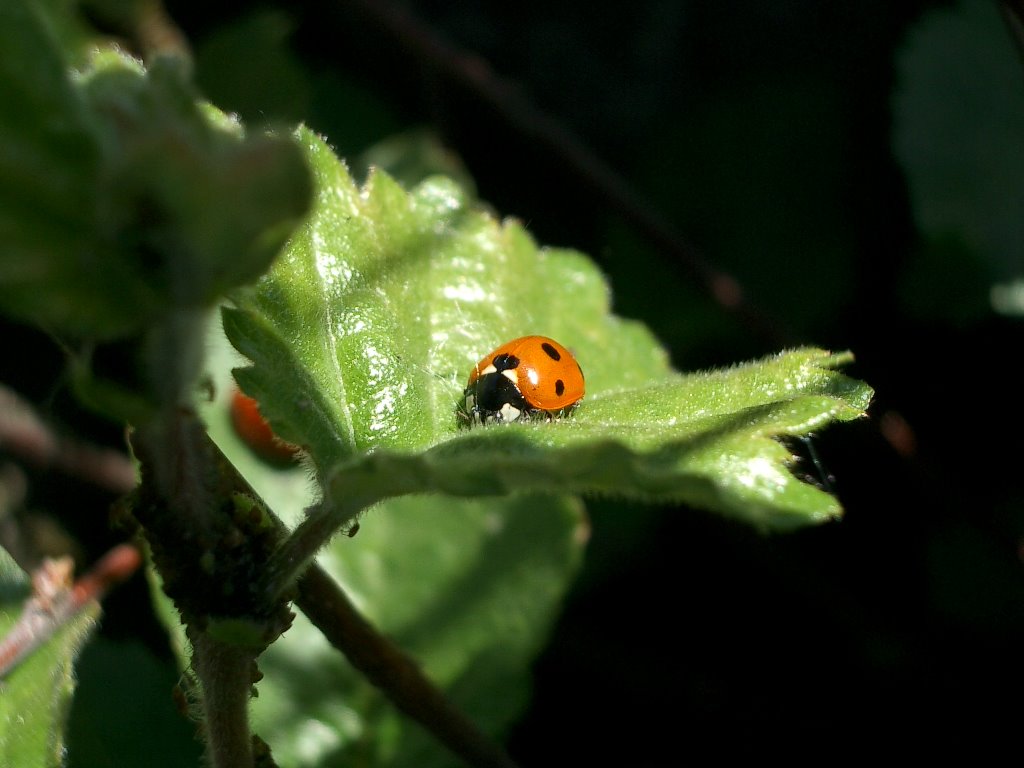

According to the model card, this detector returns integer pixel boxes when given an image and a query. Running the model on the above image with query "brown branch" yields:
[0,383,136,495]
[339,0,794,347]
[296,565,520,768]
[190,631,257,768]
[0,543,141,679]
[143,426,516,768]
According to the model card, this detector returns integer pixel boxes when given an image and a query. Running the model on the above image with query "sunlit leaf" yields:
[225,127,871,532]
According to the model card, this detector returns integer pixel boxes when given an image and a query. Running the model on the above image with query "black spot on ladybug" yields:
[540,342,561,361]
[492,353,520,371]
[555,379,565,397]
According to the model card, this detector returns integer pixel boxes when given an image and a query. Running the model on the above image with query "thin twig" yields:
[252,480,519,767]
[0,383,136,495]
[0,543,142,678]
[296,565,521,768]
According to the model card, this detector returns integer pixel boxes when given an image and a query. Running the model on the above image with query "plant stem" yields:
[0,544,141,679]
[159,430,517,768]
[0,383,136,494]
[190,630,256,768]
[296,565,520,768]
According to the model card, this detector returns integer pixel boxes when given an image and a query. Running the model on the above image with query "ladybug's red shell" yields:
[464,335,584,423]
[230,390,300,463]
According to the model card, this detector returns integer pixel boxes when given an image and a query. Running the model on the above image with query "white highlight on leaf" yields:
[364,344,404,436]
[312,232,352,288]
[780,365,814,395]
[415,178,464,215]
[442,282,487,302]
[364,344,385,378]
[737,456,789,494]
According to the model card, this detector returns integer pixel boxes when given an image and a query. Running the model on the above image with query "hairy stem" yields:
[191,630,256,768]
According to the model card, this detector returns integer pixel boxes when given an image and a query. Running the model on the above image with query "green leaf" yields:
[80,51,312,312]
[0,28,311,340]
[0,547,99,768]
[224,128,871,534]
[224,128,672,463]
[249,494,586,768]
[67,637,203,768]
[201,316,316,521]
[207,132,870,763]
[298,348,867,535]
[190,323,587,766]
[0,0,104,331]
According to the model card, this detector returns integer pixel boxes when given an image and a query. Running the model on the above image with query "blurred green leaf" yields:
[0,0,104,331]
[0,548,98,768]
[0,24,311,340]
[67,637,203,768]
[356,128,478,193]
[77,49,312,317]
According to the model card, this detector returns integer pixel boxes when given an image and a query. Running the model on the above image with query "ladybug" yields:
[462,335,584,424]
[230,390,300,464]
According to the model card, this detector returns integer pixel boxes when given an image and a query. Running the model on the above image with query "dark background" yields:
[6,0,1024,763]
